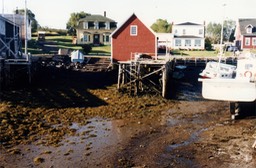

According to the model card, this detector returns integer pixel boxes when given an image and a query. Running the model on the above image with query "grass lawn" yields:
[26,35,233,57]
[27,35,110,55]
[172,49,234,57]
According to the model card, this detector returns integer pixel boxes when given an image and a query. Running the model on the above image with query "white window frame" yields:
[245,37,251,46]
[183,29,186,35]
[83,34,90,42]
[130,25,137,36]
[199,29,203,35]
[195,39,201,47]
[175,39,181,46]
[185,39,191,46]
[252,38,256,46]
[103,34,110,43]
[246,26,252,34]
[105,22,110,30]
[83,22,88,29]
[94,21,99,30]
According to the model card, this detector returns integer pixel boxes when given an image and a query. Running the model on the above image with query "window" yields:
[130,25,137,36]
[83,34,90,42]
[105,22,110,30]
[175,39,181,46]
[199,29,203,35]
[185,39,191,46]
[195,39,201,46]
[103,34,110,43]
[245,37,251,46]
[183,29,186,35]
[94,21,99,29]
[246,25,253,34]
[245,64,253,70]
[252,38,256,46]
[83,22,88,29]
[174,29,178,34]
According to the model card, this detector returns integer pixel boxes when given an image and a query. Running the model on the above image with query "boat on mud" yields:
[199,52,256,119]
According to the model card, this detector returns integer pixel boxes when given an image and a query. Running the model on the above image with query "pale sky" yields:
[2,0,256,29]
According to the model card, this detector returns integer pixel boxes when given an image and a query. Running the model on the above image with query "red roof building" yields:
[111,13,157,62]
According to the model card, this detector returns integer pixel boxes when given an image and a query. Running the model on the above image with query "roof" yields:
[0,15,16,25]
[174,35,203,38]
[79,14,115,23]
[238,18,256,35]
[174,22,203,26]
[1,14,27,26]
[111,13,156,38]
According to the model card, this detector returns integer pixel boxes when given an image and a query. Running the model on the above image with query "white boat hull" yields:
[199,78,256,102]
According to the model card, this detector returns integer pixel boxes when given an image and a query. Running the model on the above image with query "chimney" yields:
[104,11,106,17]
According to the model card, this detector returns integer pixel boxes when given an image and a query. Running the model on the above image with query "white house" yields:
[172,22,205,50]
[156,33,173,49]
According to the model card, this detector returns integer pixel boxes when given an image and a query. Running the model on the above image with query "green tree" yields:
[151,19,172,33]
[206,20,236,44]
[206,22,222,44]
[66,12,91,36]
[223,20,236,42]
[15,9,38,33]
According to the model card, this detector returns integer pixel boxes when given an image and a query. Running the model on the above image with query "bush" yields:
[81,44,92,54]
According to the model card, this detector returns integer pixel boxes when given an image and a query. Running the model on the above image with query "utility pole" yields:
[24,0,28,55]
[2,0,4,14]
[220,3,226,56]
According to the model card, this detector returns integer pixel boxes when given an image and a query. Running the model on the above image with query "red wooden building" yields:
[111,13,157,62]
[234,18,256,50]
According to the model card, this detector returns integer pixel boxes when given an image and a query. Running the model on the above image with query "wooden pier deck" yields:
[159,55,237,66]
[117,59,174,98]
[117,55,238,98]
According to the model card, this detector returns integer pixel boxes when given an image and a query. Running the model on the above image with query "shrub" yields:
[81,44,92,54]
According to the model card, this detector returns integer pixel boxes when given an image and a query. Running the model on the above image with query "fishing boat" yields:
[199,52,256,119]
[199,61,236,79]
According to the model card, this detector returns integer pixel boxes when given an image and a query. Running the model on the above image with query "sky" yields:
[2,0,256,29]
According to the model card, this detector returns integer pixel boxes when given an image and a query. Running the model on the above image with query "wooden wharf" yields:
[117,59,174,98]
[0,56,33,88]
[117,55,238,98]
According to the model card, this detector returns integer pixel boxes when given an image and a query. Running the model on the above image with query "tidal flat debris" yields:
[33,157,45,165]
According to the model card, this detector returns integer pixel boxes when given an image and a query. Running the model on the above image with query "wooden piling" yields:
[117,59,174,97]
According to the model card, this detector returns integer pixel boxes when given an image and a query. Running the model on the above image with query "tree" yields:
[206,22,222,44]
[15,9,38,33]
[206,20,236,44]
[223,20,236,42]
[150,19,172,33]
[66,12,91,36]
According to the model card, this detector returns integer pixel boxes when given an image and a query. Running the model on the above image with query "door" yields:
[93,34,100,45]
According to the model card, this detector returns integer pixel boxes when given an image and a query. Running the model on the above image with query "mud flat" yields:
[1,66,256,167]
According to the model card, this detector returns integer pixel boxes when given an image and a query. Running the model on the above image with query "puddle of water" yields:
[167,127,208,150]
[0,118,135,167]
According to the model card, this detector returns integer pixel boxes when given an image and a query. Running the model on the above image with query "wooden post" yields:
[162,65,167,98]
[117,63,122,90]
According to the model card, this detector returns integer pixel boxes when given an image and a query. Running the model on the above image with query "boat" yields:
[199,52,256,119]
[199,61,236,79]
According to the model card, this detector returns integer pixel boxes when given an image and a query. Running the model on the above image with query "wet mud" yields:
[1,66,256,167]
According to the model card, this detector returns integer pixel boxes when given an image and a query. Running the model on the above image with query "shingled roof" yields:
[238,18,256,35]
[78,14,115,22]
[174,22,202,26]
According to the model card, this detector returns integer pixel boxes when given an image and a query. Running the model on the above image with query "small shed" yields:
[71,50,84,63]
[0,15,21,59]
[111,13,157,62]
